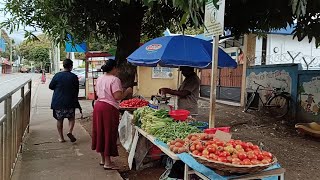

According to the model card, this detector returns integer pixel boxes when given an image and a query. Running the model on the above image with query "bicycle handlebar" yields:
[253,81,265,88]
[253,81,285,92]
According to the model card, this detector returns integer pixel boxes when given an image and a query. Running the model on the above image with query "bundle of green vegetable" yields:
[151,109,170,118]
[133,106,155,126]
[153,122,201,143]
[141,114,173,134]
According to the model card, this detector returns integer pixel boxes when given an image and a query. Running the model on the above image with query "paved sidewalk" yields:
[12,80,122,180]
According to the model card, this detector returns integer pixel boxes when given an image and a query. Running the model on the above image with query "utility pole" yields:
[10,38,12,68]
[56,43,60,73]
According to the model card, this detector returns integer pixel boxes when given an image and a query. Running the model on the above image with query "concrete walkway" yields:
[12,79,122,180]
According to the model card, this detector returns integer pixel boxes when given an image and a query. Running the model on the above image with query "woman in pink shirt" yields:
[92,60,132,170]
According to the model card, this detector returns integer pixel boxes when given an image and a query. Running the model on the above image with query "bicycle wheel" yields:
[266,94,289,118]
[244,93,255,112]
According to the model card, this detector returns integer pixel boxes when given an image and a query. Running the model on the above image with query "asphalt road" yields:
[0,73,40,118]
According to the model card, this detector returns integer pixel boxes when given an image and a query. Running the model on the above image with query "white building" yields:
[255,26,320,69]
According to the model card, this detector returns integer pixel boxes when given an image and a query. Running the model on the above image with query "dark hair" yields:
[101,60,117,73]
[63,59,73,69]
[180,66,194,72]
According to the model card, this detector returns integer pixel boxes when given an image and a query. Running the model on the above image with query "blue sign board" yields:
[65,34,87,53]
[0,38,6,52]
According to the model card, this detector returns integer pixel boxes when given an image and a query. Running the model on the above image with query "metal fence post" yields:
[5,96,12,180]
[20,86,25,153]
[27,81,32,133]
[0,123,4,180]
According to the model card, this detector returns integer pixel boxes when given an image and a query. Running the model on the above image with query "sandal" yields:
[67,133,77,142]
[103,165,120,170]
[58,139,66,143]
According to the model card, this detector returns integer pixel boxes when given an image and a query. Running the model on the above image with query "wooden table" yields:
[133,126,286,180]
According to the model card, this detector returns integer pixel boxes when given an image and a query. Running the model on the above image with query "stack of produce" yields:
[120,98,149,108]
[133,106,155,126]
[167,133,274,166]
[168,139,188,154]
[153,122,201,143]
[185,134,274,165]
[141,114,173,134]
[133,107,201,143]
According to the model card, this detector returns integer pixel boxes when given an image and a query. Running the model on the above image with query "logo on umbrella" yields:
[146,44,162,51]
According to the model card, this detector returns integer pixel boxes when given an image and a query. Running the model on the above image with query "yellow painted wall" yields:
[135,67,179,98]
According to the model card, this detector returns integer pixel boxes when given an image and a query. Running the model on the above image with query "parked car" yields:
[20,67,30,73]
[72,69,86,87]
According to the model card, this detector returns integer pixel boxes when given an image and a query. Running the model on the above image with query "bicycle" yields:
[244,81,291,118]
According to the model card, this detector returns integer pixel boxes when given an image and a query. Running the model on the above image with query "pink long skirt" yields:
[91,101,119,157]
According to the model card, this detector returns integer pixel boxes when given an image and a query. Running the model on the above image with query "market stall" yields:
[119,106,285,180]
[118,35,285,179]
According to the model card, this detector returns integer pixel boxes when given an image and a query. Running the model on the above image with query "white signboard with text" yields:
[204,0,225,37]
[152,67,174,79]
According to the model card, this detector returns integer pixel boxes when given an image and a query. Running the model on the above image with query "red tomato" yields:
[264,157,272,163]
[192,150,199,155]
[245,148,253,152]
[226,156,233,163]
[231,153,238,158]
[219,151,229,157]
[216,141,224,146]
[237,152,247,160]
[254,150,262,156]
[262,151,273,158]
[246,142,254,148]
[241,142,248,149]
[242,158,252,165]
[232,161,241,165]
[252,145,260,150]
[235,140,242,145]
[207,146,216,153]
[250,159,261,165]
[196,144,204,152]
[247,153,257,160]
[261,159,269,164]
[257,154,264,161]
[232,157,241,163]
[209,153,218,161]
[217,157,228,163]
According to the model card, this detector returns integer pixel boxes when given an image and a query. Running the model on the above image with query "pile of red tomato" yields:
[120,98,149,108]
[170,133,274,166]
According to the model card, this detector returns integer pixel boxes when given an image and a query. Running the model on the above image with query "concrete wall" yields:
[135,66,178,98]
[246,64,301,116]
[297,71,320,122]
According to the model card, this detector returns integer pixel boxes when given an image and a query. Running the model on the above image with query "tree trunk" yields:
[115,2,145,89]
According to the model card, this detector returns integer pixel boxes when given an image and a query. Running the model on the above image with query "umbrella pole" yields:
[209,37,219,128]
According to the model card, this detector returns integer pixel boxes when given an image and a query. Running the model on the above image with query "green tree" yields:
[18,34,51,68]
[3,0,319,87]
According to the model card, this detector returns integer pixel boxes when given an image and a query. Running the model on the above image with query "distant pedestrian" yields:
[49,59,80,143]
[41,69,46,84]
[92,60,132,170]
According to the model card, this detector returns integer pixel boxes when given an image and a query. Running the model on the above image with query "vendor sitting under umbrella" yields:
[159,66,200,116]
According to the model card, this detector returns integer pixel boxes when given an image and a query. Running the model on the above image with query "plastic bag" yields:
[118,111,134,151]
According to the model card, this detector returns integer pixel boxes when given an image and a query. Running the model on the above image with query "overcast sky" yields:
[0,1,42,44]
